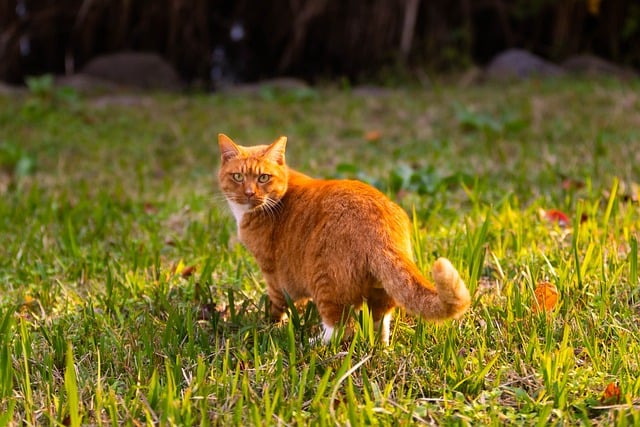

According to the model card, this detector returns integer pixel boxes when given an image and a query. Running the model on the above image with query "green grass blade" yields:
[0,400,16,426]
[0,310,14,400]
[467,211,491,291]
[19,318,33,425]
[630,236,638,287]
[602,178,619,234]
[64,342,81,427]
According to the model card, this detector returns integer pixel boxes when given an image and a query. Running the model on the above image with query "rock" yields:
[80,52,183,91]
[561,54,638,79]
[0,81,25,96]
[484,49,565,80]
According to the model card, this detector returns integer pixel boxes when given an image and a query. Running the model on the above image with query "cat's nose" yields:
[244,187,256,198]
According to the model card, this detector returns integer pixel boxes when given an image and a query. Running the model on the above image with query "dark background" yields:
[1,0,639,86]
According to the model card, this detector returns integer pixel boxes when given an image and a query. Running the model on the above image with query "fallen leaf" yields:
[601,382,621,404]
[364,130,381,142]
[540,208,570,227]
[561,178,585,191]
[143,202,158,214]
[170,260,196,278]
[180,265,196,278]
[533,281,558,313]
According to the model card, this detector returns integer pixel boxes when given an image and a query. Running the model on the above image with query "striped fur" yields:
[217,134,470,344]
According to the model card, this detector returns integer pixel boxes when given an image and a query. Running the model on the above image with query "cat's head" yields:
[217,134,289,212]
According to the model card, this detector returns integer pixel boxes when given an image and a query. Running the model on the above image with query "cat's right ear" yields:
[218,134,241,163]
[265,136,287,165]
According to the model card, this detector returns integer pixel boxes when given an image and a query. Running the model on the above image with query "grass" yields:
[0,76,639,425]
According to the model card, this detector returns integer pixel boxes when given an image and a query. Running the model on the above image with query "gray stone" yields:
[0,82,25,96]
[561,54,638,79]
[485,49,565,80]
[81,52,183,91]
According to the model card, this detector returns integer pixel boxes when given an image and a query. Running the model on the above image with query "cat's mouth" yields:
[247,198,263,209]
[227,194,280,214]
[232,196,266,210]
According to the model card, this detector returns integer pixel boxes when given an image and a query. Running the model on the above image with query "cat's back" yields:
[283,170,410,231]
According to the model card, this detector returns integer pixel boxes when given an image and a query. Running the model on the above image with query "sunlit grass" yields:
[0,77,639,425]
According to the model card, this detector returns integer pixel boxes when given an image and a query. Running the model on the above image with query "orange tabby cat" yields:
[217,134,470,344]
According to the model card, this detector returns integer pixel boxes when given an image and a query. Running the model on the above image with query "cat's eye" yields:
[231,173,244,182]
[257,174,271,184]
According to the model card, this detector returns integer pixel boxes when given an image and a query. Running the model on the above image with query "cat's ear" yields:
[218,134,241,163]
[265,136,287,165]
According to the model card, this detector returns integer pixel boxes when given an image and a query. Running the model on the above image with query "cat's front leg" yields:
[368,288,396,346]
[266,281,287,322]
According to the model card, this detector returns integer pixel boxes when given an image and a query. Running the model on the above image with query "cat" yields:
[217,134,471,344]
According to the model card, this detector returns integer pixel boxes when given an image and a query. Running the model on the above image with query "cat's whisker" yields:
[257,199,273,221]
[261,197,282,222]
[209,195,232,206]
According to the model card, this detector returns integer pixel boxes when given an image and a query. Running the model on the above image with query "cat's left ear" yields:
[218,133,241,163]
[265,136,287,165]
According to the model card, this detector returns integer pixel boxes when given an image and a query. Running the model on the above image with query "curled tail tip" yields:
[431,257,471,317]
[431,257,456,283]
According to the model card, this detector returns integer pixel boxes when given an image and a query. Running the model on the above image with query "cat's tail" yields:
[374,255,471,321]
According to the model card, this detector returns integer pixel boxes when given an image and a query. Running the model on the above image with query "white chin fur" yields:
[227,200,250,229]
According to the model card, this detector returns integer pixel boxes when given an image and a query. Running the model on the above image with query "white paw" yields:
[308,322,335,346]
[375,313,392,346]
[321,323,335,344]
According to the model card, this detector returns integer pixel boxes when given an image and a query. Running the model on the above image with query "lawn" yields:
[0,77,639,425]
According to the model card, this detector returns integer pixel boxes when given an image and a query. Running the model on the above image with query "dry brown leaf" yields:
[533,281,558,313]
[364,130,381,142]
[601,382,621,404]
[180,265,197,278]
[540,209,570,227]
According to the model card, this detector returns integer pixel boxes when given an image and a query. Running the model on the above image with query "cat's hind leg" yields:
[318,303,393,345]
[373,312,393,346]
[368,288,396,346]
[313,281,351,344]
